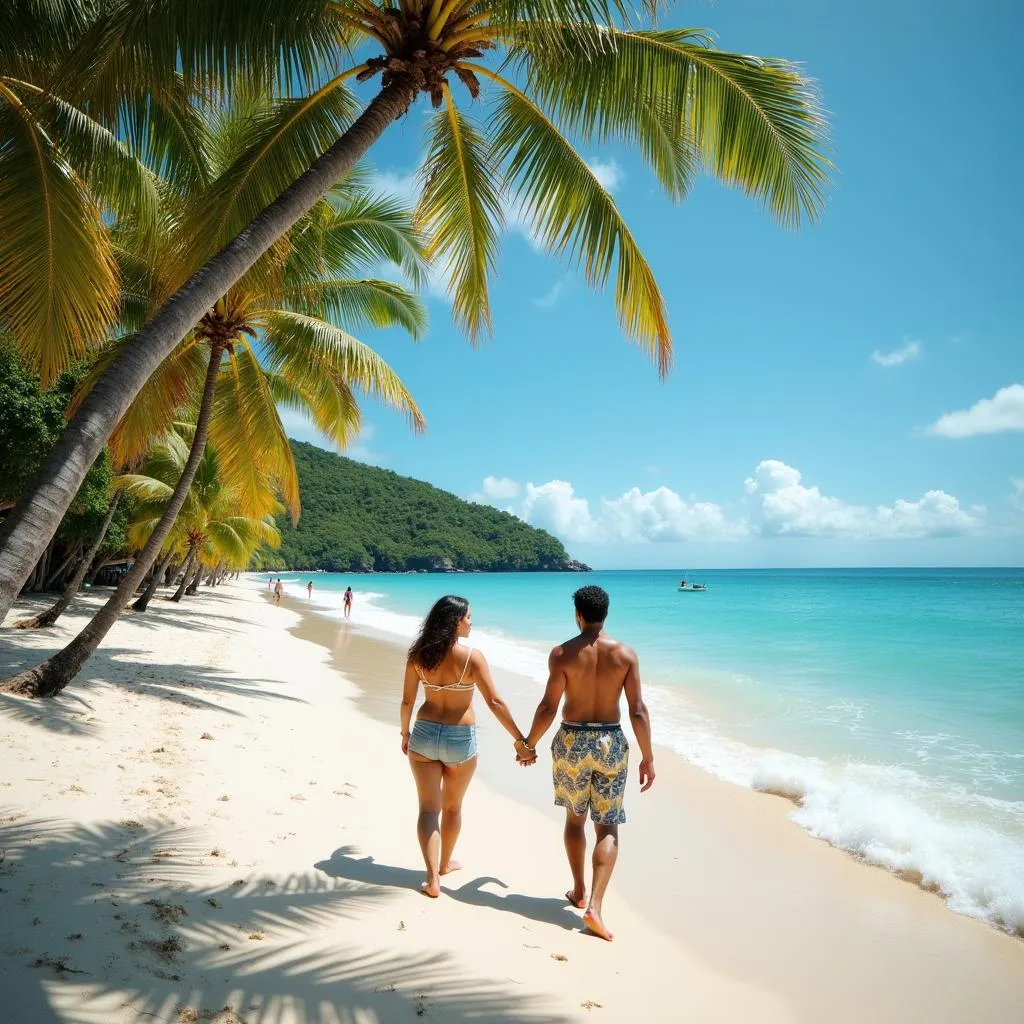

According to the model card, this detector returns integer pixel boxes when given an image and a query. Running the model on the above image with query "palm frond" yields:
[119,75,212,194]
[282,279,427,337]
[260,309,426,433]
[523,27,830,226]
[264,367,361,453]
[486,77,671,376]
[115,473,175,503]
[417,91,505,339]
[312,190,429,289]
[487,0,648,54]
[12,82,162,231]
[181,80,360,270]
[71,337,208,470]
[208,343,302,522]
[56,0,345,116]
[0,82,118,385]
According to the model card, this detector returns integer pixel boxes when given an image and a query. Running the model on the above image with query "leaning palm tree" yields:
[3,152,426,695]
[0,0,831,624]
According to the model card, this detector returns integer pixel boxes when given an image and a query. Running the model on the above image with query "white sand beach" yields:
[1,582,1022,1023]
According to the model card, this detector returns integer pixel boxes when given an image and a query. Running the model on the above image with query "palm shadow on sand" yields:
[316,846,583,932]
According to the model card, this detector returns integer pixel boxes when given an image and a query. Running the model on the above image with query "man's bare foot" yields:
[565,888,586,909]
[439,860,462,875]
[421,878,441,898]
[582,907,614,941]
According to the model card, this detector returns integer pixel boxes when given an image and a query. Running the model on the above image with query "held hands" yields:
[639,758,655,792]
[514,737,537,766]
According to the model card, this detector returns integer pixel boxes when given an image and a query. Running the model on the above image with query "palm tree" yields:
[3,149,427,695]
[0,0,831,624]
[118,431,280,606]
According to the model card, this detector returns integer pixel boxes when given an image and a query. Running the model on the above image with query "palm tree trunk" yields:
[14,492,122,630]
[1,342,226,697]
[132,549,174,612]
[183,559,205,597]
[0,79,418,625]
[169,545,198,603]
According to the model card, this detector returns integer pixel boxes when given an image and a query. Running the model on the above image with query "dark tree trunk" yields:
[84,558,106,587]
[131,549,175,612]
[183,558,205,597]
[169,545,198,603]
[15,493,122,630]
[44,542,82,591]
[2,343,225,697]
[0,80,417,624]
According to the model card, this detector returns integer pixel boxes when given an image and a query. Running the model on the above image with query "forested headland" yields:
[268,441,589,573]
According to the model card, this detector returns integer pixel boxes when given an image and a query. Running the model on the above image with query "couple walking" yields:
[399,585,655,941]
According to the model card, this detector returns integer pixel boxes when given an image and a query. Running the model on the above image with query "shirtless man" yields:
[519,585,655,941]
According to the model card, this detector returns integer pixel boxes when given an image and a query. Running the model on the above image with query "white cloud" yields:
[871,339,922,366]
[372,169,419,206]
[600,487,747,542]
[926,384,1024,438]
[744,459,983,539]
[520,480,602,542]
[534,281,565,308]
[471,477,741,544]
[588,159,625,192]
[470,476,521,504]
[471,462,987,547]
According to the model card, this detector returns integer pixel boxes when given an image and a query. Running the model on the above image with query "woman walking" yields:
[401,595,534,896]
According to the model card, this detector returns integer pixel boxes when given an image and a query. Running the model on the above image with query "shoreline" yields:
[0,583,1021,1022]
[277,574,1024,938]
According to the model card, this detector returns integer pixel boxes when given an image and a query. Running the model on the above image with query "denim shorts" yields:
[409,720,478,765]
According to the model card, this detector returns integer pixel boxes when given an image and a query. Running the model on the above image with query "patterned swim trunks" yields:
[551,722,629,825]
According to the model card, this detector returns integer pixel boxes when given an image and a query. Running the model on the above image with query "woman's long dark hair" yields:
[408,595,469,671]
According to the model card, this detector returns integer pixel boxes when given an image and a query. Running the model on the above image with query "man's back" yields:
[555,632,636,724]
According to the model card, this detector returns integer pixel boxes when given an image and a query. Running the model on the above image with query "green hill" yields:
[270,441,589,573]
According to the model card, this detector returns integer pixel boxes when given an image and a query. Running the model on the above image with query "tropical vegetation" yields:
[271,440,585,572]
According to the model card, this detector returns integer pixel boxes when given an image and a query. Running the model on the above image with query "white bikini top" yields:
[420,647,475,692]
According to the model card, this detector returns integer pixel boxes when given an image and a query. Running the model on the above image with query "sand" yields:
[0,581,1021,1023]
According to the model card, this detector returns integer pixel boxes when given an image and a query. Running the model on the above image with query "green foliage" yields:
[0,343,114,533]
[276,441,586,573]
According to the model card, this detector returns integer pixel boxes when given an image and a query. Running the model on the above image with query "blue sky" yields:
[283,0,1024,568]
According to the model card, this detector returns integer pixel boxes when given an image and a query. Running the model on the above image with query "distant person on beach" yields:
[343,586,353,619]
[401,595,535,898]
[307,580,313,599]
[518,585,655,941]
[274,578,283,606]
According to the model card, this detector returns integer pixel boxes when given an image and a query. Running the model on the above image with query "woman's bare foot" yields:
[421,877,441,898]
[565,888,586,909]
[439,860,462,875]
[582,907,614,941]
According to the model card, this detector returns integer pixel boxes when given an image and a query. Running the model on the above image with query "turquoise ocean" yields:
[265,568,1024,934]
